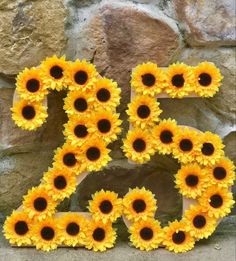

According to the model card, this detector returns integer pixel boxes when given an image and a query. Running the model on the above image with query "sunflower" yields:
[89,110,122,143]
[129,218,163,251]
[198,185,235,218]
[43,167,77,201]
[162,220,195,253]
[31,218,60,251]
[66,59,98,91]
[172,127,201,164]
[22,186,57,221]
[165,63,194,98]
[63,89,94,116]
[196,131,225,166]
[84,220,117,252]
[183,205,217,240]
[127,95,162,129]
[16,67,48,102]
[123,129,155,164]
[153,118,178,155]
[175,164,209,199]
[206,157,236,188]
[193,62,223,97]
[88,190,123,224]
[11,100,48,131]
[40,55,69,91]
[131,62,167,96]
[90,77,121,110]
[123,187,157,222]
[3,211,33,246]
[63,115,92,146]
[57,213,88,246]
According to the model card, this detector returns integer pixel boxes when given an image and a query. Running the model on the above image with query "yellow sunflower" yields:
[43,167,77,201]
[175,164,209,199]
[153,118,178,155]
[172,127,201,164]
[63,89,94,116]
[127,95,162,129]
[3,211,33,246]
[57,213,88,246]
[196,131,225,166]
[80,138,111,172]
[129,218,163,251]
[90,77,121,109]
[198,185,235,218]
[16,67,48,102]
[63,115,92,146]
[165,63,194,98]
[66,59,98,91]
[131,62,167,96]
[162,220,195,253]
[84,220,117,252]
[88,190,123,224]
[183,205,217,239]
[123,187,157,222]
[40,55,69,91]
[89,110,122,144]
[123,129,155,164]
[11,100,48,131]
[22,186,57,221]
[206,157,236,188]
[193,62,223,97]
[32,218,60,251]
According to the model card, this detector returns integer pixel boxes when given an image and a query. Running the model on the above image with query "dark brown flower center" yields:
[74,98,88,112]
[172,231,186,244]
[198,73,212,86]
[160,130,173,144]
[63,153,77,167]
[132,138,146,152]
[74,124,88,138]
[41,226,55,241]
[172,74,184,88]
[213,167,226,180]
[210,194,223,208]
[201,142,215,156]
[26,79,40,93]
[54,175,67,190]
[141,73,156,87]
[179,139,193,152]
[22,105,36,120]
[132,199,146,213]
[14,221,29,235]
[96,88,111,102]
[33,197,47,212]
[193,215,206,229]
[50,66,63,79]
[86,147,100,161]
[74,71,88,85]
[99,200,113,214]
[97,119,111,133]
[66,222,80,236]
[185,174,199,187]
[137,105,150,119]
[140,227,153,240]
[92,227,105,241]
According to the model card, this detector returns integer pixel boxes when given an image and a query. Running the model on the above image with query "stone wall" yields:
[0,0,235,223]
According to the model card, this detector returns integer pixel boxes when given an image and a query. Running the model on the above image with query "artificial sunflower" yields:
[198,185,235,218]
[162,220,195,253]
[131,62,167,96]
[16,67,48,102]
[57,213,88,246]
[40,55,69,91]
[80,138,111,172]
[129,218,163,251]
[183,205,217,240]
[22,186,57,221]
[153,118,178,155]
[88,190,123,224]
[66,59,98,91]
[84,220,117,252]
[206,157,236,188]
[123,187,157,222]
[196,131,225,166]
[32,218,60,252]
[172,127,200,164]
[165,63,194,98]
[127,95,162,129]
[89,110,122,143]
[63,89,94,116]
[193,62,223,97]
[43,167,77,201]
[11,100,47,131]
[63,115,92,146]
[90,77,121,109]
[175,164,209,199]
[123,129,155,164]
[3,211,33,246]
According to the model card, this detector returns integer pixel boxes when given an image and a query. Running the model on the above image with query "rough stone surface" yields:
[0,0,66,75]
[174,0,236,46]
